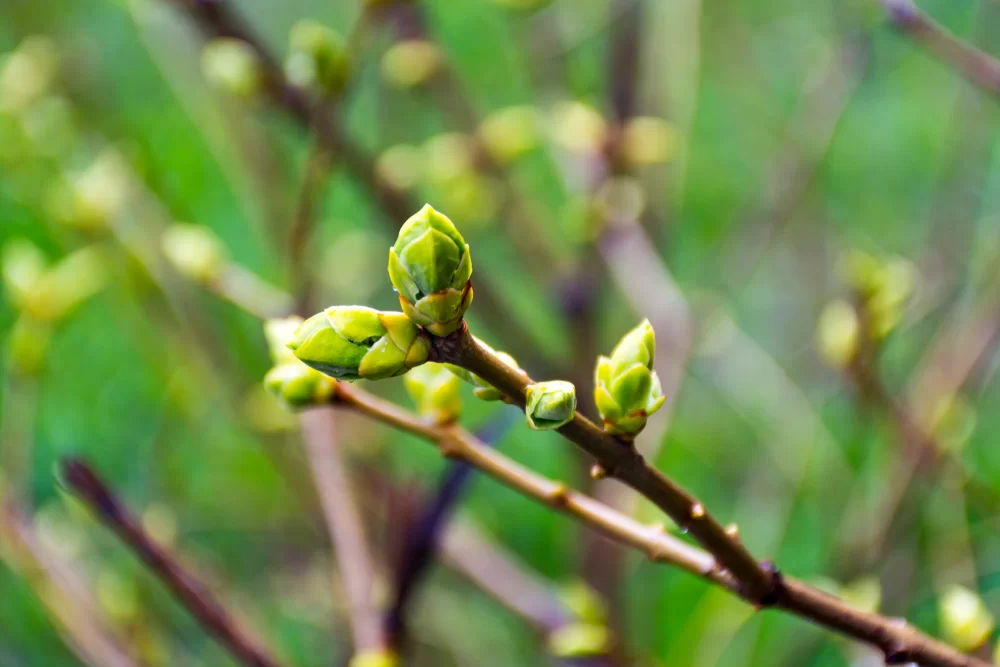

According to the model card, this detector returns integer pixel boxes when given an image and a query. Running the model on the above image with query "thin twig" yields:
[298,408,385,653]
[881,0,1000,95]
[58,459,285,667]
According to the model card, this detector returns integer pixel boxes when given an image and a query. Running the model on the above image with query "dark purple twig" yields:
[59,458,284,667]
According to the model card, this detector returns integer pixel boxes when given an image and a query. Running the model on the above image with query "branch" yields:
[58,459,285,667]
[421,326,989,667]
[882,0,1000,95]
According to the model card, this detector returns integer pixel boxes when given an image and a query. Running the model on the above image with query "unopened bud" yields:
[285,20,349,93]
[201,38,262,98]
[547,622,612,658]
[549,101,607,154]
[939,584,994,651]
[22,245,107,323]
[477,106,541,164]
[816,299,860,368]
[161,224,228,284]
[0,36,59,112]
[404,362,463,425]
[621,116,678,166]
[594,320,665,437]
[525,380,576,430]
[1,239,47,308]
[380,40,441,89]
[375,144,421,191]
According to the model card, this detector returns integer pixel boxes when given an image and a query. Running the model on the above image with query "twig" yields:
[424,325,989,667]
[881,0,1000,95]
[298,408,385,653]
[58,459,285,667]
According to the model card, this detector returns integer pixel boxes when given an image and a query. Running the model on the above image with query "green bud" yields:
[285,20,350,93]
[348,650,400,667]
[389,204,473,336]
[477,106,541,164]
[939,584,994,651]
[816,299,859,368]
[201,38,262,98]
[375,144,421,192]
[289,306,430,381]
[621,116,678,166]
[445,337,524,402]
[840,576,881,614]
[161,224,228,284]
[23,245,107,323]
[0,36,59,113]
[594,320,665,438]
[558,580,608,624]
[547,622,612,658]
[61,150,131,231]
[548,101,607,154]
[380,40,441,89]
[265,316,305,365]
[422,133,476,186]
[6,316,52,375]
[525,380,576,430]
[263,362,336,407]
[404,362,463,425]
[1,239,47,308]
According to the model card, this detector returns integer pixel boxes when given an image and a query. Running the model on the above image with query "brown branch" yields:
[58,459,285,667]
[297,408,385,653]
[882,0,1000,95]
[423,324,989,667]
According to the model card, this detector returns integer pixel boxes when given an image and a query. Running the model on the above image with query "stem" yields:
[58,459,284,667]
[881,0,1000,95]
[414,326,990,667]
[298,408,384,653]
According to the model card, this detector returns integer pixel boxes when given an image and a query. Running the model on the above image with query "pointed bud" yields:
[285,20,350,93]
[816,299,859,368]
[263,317,337,407]
[939,584,994,651]
[349,650,400,667]
[289,306,430,381]
[445,338,524,402]
[477,106,541,164]
[546,622,612,658]
[380,40,441,89]
[594,320,665,438]
[201,38,262,98]
[161,224,228,284]
[404,362,463,425]
[525,380,576,430]
[389,204,473,336]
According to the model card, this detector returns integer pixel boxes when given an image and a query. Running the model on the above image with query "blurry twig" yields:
[881,0,1000,96]
[59,459,285,667]
[298,408,385,654]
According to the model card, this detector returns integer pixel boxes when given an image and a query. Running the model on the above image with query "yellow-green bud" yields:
[375,144,421,192]
[2,239,47,308]
[6,316,52,375]
[21,245,107,323]
[525,381,576,430]
[445,338,524,402]
[939,585,994,651]
[348,649,400,667]
[558,580,608,624]
[285,20,350,93]
[621,116,678,166]
[0,36,59,113]
[432,173,498,231]
[201,38,262,98]
[161,224,228,284]
[816,299,860,368]
[265,316,305,366]
[289,306,430,381]
[404,362,463,425]
[59,150,131,230]
[380,40,441,89]
[96,570,140,623]
[549,101,607,154]
[547,622,612,658]
[264,316,338,406]
[594,320,665,438]
[477,106,541,164]
[867,255,917,338]
[389,204,473,336]
[422,133,476,186]
[593,176,645,227]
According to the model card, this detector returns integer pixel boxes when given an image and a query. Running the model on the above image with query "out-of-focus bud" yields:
[939,584,994,651]
[22,245,107,323]
[422,133,476,186]
[840,576,881,614]
[404,362,463,424]
[621,116,678,166]
[201,38,262,98]
[0,36,59,112]
[838,249,883,297]
[322,229,386,302]
[548,101,607,154]
[161,224,228,284]
[593,176,646,227]
[816,299,859,368]
[243,385,298,433]
[380,40,441,89]
[376,144,421,192]
[433,173,498,230]
[927,394,977,453]
[6,316,52,375]
[2,239,47,308]
[264,316,338,407]
[525,380,576,430]
[547,622,612,658]
[868,255,917,338]
[445,338,524,402]
[141,503,178,549]
[96,570,140,623]
[54,150,132,231]
[388,204,473,336]
[594,320,665,438]
[349,649,400,667]
[285,20,349,93]
[21,95,77,159]
[477,106,541,164]
[558,580,608,624]
[289,306,430,381]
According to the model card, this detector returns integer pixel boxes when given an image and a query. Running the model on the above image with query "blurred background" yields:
[2,0,1000,665]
